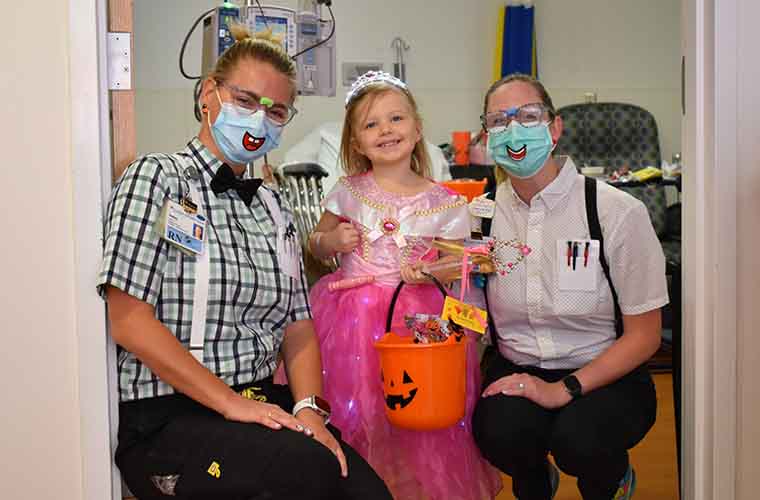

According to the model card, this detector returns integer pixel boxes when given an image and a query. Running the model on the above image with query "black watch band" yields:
[562,375,583,400]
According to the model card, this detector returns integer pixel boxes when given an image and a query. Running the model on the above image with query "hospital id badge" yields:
[557,239,599,291]
[469,196,495,219]
[157,199,206,255]
[277,222,300,279]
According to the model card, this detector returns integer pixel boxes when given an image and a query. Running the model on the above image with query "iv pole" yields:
[391,36,410,82]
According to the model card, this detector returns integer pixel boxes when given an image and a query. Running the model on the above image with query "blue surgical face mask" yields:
[487,121,555,179]
[209,93,282,165]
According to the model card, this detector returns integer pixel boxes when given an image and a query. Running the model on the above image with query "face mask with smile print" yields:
[487,121,555,179]
[209,97,282,165]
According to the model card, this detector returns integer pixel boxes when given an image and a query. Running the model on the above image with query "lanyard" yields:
[186,178,210,363]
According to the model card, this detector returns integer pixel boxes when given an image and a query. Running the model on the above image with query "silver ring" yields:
[518,383,525,390]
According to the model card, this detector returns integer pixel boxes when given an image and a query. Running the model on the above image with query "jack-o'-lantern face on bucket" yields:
[381,369,418,410]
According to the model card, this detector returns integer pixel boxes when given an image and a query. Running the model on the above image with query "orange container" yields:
[452,131,471,166]
[374,279,467,431]
[441,178,488,202]
[375,333,467,431]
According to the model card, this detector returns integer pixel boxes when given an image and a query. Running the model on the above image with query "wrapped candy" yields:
[404,314,464,344]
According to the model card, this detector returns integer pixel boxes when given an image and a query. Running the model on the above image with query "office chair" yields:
[556,102,661,171]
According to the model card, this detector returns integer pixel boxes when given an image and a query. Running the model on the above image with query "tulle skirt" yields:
[306,270,502,500]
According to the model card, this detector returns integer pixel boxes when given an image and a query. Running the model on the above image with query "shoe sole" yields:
[628,469,637,498]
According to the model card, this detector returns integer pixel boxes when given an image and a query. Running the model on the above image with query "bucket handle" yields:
[385,273,448,332]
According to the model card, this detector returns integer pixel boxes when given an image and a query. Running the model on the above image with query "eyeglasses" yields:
[216,80,298,126]
[480,102,554,131]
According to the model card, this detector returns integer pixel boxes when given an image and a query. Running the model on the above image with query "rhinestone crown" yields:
[345,70,408,107]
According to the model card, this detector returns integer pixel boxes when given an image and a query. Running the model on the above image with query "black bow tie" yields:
[210,164,263,206]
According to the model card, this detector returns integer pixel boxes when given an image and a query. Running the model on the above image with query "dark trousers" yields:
[115,379,392,500]
[472,354,657,500]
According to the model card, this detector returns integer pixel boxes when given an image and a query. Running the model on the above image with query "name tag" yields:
[157,199,206,255]
[557,239,599,291]
[469,196,496,219]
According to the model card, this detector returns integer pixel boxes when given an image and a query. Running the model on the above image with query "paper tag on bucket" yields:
[441,296,488,334]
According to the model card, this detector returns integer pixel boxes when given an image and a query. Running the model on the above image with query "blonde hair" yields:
[339,84,431,177]
[210,24,297,100]
[494,167,509,185]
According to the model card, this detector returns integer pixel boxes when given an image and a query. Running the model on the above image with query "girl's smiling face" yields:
[351,89,421,170]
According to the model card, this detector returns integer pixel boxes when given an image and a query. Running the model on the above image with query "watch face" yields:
[563,376,582,398]
[314,395,331,414]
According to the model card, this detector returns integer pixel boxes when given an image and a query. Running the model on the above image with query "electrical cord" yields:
[179,7,215,80]
[254,0,269,29]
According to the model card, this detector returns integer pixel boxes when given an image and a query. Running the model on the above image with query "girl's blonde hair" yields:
[339,84,431,177]
[209,24,297,99]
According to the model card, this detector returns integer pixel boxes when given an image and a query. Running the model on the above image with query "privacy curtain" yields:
[493,2,537,80]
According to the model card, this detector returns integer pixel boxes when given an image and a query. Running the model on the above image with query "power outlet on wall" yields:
[584,92,598,103]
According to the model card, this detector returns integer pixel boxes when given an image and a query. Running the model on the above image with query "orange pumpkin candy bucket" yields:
[374,278,468,431]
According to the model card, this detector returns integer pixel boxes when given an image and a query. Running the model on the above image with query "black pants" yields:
[115,379,392,500]
[472,354,657,500]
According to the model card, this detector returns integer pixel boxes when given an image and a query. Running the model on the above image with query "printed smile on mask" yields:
[243,131,266,151]
[507,144,527,161]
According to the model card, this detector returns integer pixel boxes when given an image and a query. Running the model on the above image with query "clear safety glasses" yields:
[481,102,554,131]
[216,80,298,127]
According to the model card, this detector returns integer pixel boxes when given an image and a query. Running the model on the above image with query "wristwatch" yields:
[292,395,332,424]
[561,375,583,400]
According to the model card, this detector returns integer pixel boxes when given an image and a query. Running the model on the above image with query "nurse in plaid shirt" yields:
[98,25,390,500]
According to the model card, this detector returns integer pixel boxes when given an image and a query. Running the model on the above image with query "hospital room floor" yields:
[495,372,680,500]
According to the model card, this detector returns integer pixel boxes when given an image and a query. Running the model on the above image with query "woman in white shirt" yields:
[471,74,668,500]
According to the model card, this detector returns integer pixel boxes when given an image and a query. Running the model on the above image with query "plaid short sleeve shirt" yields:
[98,138,312,402]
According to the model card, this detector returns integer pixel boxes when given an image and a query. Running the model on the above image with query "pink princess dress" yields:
[310,172,501,500]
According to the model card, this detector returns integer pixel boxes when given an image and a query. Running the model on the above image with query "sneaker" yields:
[548,462,560,499]
[613,465,636,499]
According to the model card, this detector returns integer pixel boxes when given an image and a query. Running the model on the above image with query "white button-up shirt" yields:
[487,157,669,369]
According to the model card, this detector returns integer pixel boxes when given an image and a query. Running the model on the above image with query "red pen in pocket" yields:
[566,241,572,268]
[584,241,590,267]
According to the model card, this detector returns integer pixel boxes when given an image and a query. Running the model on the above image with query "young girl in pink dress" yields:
[305,71,502,499]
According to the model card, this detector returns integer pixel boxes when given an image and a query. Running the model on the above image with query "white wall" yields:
[535,0,682,164]
[134,0,681,167]
[0,1,84,499]
[736,0,760,496]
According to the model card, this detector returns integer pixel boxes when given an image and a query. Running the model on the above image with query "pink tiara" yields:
[345,70,408,107]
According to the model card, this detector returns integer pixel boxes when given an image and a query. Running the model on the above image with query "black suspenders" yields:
[584,177,624,338]
[481,177,624,355]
